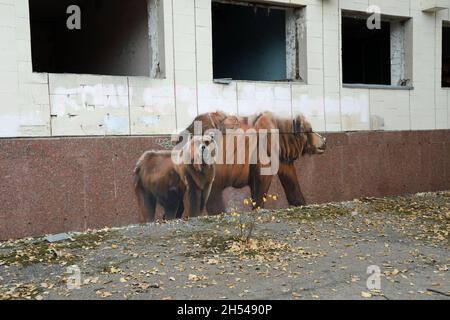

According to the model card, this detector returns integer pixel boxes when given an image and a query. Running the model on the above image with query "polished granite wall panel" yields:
[1,130,449,239]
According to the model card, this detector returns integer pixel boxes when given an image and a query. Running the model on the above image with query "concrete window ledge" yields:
[421,0,449,12]
[213,79,306,85]
[343,84,414,90]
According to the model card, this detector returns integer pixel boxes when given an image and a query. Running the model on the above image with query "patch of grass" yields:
[67,231,115,249]
[198,215,242,230]
[0,230,116,267]
[278,204,350,222]
[182,232,236,258]
[197,216,221,225]
[360,193,450,245]
[182,230,299,261]
[0,240,77,267]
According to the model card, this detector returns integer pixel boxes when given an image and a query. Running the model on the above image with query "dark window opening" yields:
[442,25,450,87]
[342,17,391,85]
[212,1,303,82]
[29,0,151,77]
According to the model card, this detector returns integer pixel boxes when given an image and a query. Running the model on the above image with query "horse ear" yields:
[217,123,226,134]
[293,118,303,136]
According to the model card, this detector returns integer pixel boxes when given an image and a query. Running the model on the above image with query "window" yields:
[29,0,165,78]
[442,23,450,87]
[212,1,306,82]
[342,12,412,87]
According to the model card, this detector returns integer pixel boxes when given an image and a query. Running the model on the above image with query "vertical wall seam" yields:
[127,77,132,135]
[338,0,343,131]
[194,0,199,116]
[434,12,438,130]
[409,1,412,128]
[236,82,239,116]
[408,0,412,130]
[47,73,53,136]
[409,78,412,130]
[321,0,327,132]
[368,89,372,130]
[290,82,293,119]
[171,0,178,130]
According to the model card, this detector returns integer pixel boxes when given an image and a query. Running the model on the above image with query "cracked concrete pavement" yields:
[0,192,449,300]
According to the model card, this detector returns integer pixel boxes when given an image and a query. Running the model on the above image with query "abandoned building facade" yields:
[2,0,450,136]
[1,0,450,239]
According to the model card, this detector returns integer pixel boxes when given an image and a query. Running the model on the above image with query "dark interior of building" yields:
[212,2,287,81]
[28,0,150,76]
[342,17,391,85]
[442,25,450,87]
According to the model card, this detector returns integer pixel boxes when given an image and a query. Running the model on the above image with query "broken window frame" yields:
[341,10,413,88]
[147,0,166,79]
[211,0,307,84]
[28,0,165,79]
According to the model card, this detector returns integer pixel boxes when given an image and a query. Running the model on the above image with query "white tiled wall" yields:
[0,0,449,137]
[0,0,50,137]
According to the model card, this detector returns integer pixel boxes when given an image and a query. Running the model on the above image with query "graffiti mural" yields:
[134,111,326,221]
